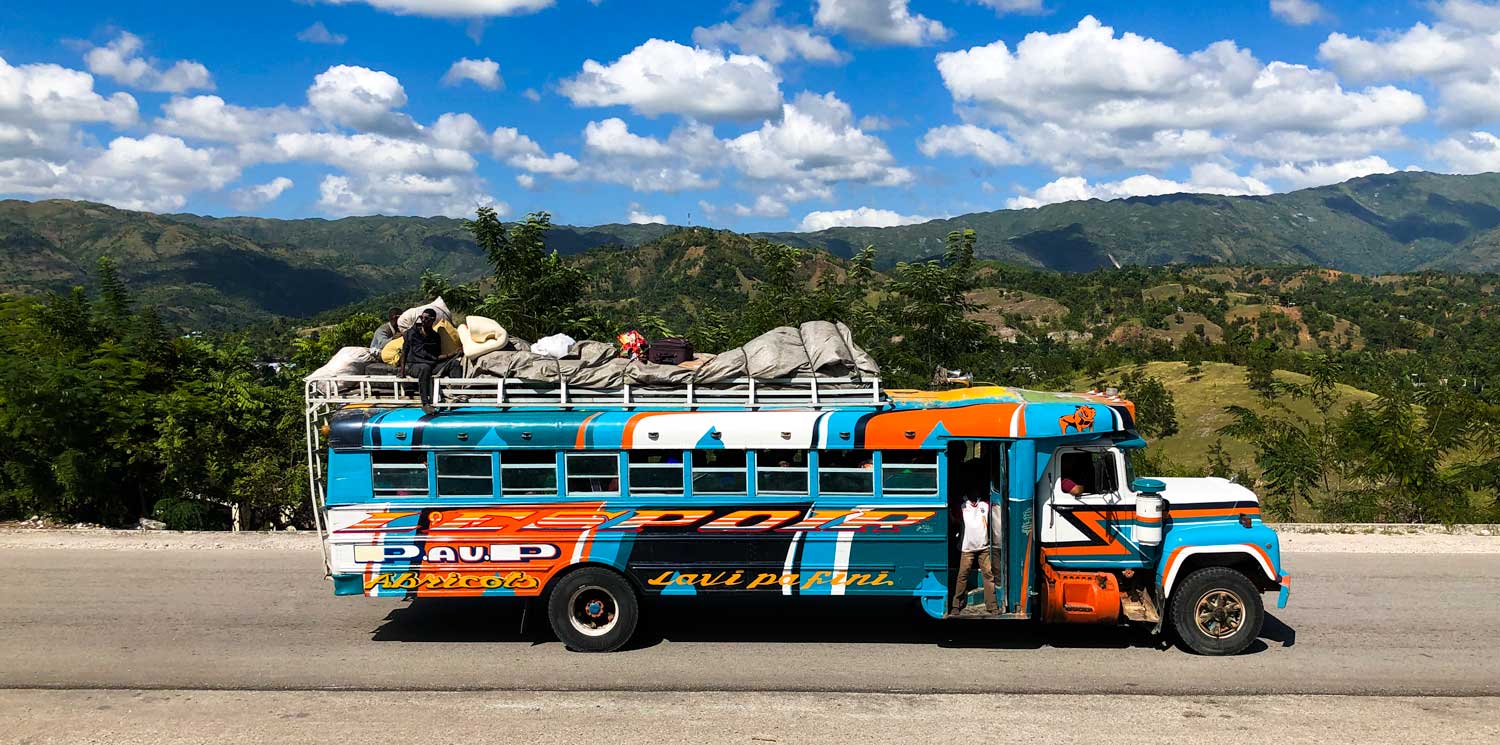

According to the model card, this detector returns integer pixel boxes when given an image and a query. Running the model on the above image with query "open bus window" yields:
[566,452,620,495]
[819,450,874,495]
[372,451,428,497]
[756,449,807,495]
[629,451,684,495]
[692,450,747,495]
[1058,450,1117,496]
[881,451,938,496]
[437,454,493,496]
[501,451,556,496]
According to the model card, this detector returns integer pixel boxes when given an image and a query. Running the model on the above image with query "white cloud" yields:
[83,32,213,93]
[561,39,783,121]
[271,132,475,173]
[583,117,673,158]
[306,65,415,134]
[1435,0,1500,30]
[939,17,1423,137]
[693,0,847,65]
[733,194,790,217]
[1270,0,1328,25]
[442,58,503,90]
[317,0,553,17]
[156,95,312,143]
[627,203,667,224]
[727,91,912,195]
[813,0,950,46]
[975,0,1046,14]
[230,176,294,209]
[1431,130,1500,173]
[515,173,536,189]
[933,16,1425,173]
[0,55,138,127]
[918,124,1025,165]
[573,118,720,191]
[1005,164,1271,209]
[0,134,239,212]
[316,173,501,217]
[1251,156,1395,189]
[1316,6,1500,124]
[490,126,580,175]
[297,22,347,45]
[522,88,541,102]
[798,206,929,231]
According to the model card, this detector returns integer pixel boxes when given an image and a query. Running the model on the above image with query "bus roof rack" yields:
[304,374,885,412]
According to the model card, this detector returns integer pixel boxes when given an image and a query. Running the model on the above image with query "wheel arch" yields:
[1160,545,1279,598]
[542,560,645,600]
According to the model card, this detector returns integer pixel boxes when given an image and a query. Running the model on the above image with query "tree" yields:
[1120,370,1179,438]
[884,229,990,383]
[466,208,591,340]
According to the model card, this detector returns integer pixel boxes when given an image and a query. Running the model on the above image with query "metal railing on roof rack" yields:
[304,374,885,411]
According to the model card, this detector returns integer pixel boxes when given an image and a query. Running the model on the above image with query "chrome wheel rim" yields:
[568,585,618,637]
[1194,589,1245,639]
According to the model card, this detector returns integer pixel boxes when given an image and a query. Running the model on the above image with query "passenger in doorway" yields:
[368,307,402,353]
[950,488,1000,615]
[397,308,456,415]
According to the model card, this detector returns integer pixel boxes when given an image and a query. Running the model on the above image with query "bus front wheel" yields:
[1168,567,1264,656]
[546,567,639,652]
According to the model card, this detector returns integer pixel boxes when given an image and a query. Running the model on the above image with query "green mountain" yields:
[769,171,1500,273]
[4,170,1499,326]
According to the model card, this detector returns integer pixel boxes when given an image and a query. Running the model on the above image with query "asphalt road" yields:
[2,544,1497,696]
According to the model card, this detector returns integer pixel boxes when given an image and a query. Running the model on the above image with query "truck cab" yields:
[1029,436,1288,654]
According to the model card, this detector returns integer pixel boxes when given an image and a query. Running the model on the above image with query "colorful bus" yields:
[305,375,1289,655]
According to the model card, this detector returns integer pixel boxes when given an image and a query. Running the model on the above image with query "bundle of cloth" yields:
[468,320,878,387]
[306,301,880,393]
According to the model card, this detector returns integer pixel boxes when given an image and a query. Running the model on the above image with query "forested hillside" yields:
[6,171,1500,327]
[3,205,1498,530]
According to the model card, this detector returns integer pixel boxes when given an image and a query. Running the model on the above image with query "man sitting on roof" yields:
[397,308,457,415]
[368,307,401,354]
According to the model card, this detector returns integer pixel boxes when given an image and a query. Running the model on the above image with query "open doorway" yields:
[946,441,1008,615]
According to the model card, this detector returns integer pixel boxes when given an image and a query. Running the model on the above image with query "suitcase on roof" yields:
[647,337,694,366]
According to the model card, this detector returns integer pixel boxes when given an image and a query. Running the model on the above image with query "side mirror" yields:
[1132,477,1165,496]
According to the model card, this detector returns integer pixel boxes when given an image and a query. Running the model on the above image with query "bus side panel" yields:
[1006,439,1036,616]
[328,501,946,600]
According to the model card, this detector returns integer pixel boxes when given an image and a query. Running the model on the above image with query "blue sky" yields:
[2,0,1499,231]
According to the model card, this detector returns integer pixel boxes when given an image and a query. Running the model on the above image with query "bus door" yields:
[946,441,1008,612]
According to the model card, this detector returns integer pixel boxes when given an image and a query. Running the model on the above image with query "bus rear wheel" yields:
[547,567,639,652]
[1168,567,1264,656]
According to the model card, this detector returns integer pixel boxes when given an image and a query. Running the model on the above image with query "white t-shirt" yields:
[960,499,990,552]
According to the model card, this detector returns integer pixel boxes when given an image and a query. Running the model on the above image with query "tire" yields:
[546,567,639,652]
[1168,567,1264,656]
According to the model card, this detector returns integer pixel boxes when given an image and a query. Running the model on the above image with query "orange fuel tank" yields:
[1041,564,1122,624]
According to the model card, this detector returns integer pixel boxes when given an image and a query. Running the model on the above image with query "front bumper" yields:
[1276,574,1291,609]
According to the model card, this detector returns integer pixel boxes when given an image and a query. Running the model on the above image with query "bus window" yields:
[437,453,493,496]
[501,451,557,496]
[881,451,939,496]
[1058,450,1117,496]
[566,452,620,495]
[372,451,428,497]
[691,450,747,494]
[629,451,684,495]
[756,449,807,495]
[819,450,875,495]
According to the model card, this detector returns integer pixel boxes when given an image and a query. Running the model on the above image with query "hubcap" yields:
[1194,589,1245,639]
[568,585,618,637]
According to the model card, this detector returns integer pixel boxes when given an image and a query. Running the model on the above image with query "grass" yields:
[1081,361,1377,469]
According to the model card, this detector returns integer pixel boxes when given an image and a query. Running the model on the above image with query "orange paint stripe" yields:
[1171,507,1259,518]
[574,412,601,450]
[1019,531,1033,615]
